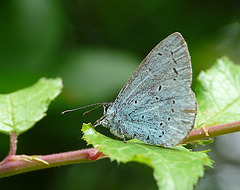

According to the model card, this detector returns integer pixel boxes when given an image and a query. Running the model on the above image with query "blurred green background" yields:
[1,0,240,189]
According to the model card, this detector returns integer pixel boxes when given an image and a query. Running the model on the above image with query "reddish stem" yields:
[1,120,240,178]
[0,148,106,177]
[184,120,240,143]
[0,133,18,165]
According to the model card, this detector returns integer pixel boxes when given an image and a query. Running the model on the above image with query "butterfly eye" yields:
[173,100,175,104]
[135,100,137,104]
[142,115,144,119]
[158,85,162,91]
[168,117,170,121]
[103,103,110,114]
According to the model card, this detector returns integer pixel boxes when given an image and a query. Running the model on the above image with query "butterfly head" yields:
[103,102,113,115]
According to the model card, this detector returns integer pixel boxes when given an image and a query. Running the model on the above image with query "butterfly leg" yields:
[93,115,106,128]
[119,126,126,143]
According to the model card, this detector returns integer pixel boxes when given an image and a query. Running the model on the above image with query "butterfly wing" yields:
[108,32,197,147]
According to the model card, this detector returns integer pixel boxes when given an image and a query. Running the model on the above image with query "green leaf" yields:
[195,57,240,128]
[0,78,63,135]
[82,124,212,190]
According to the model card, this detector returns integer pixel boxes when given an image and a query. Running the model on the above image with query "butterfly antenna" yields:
[61,103,103,115]
[83,104,102,116]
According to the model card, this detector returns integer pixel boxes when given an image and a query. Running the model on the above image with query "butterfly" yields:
[63,32,197,147]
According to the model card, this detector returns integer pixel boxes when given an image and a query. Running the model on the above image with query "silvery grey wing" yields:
[111,32,197,147]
